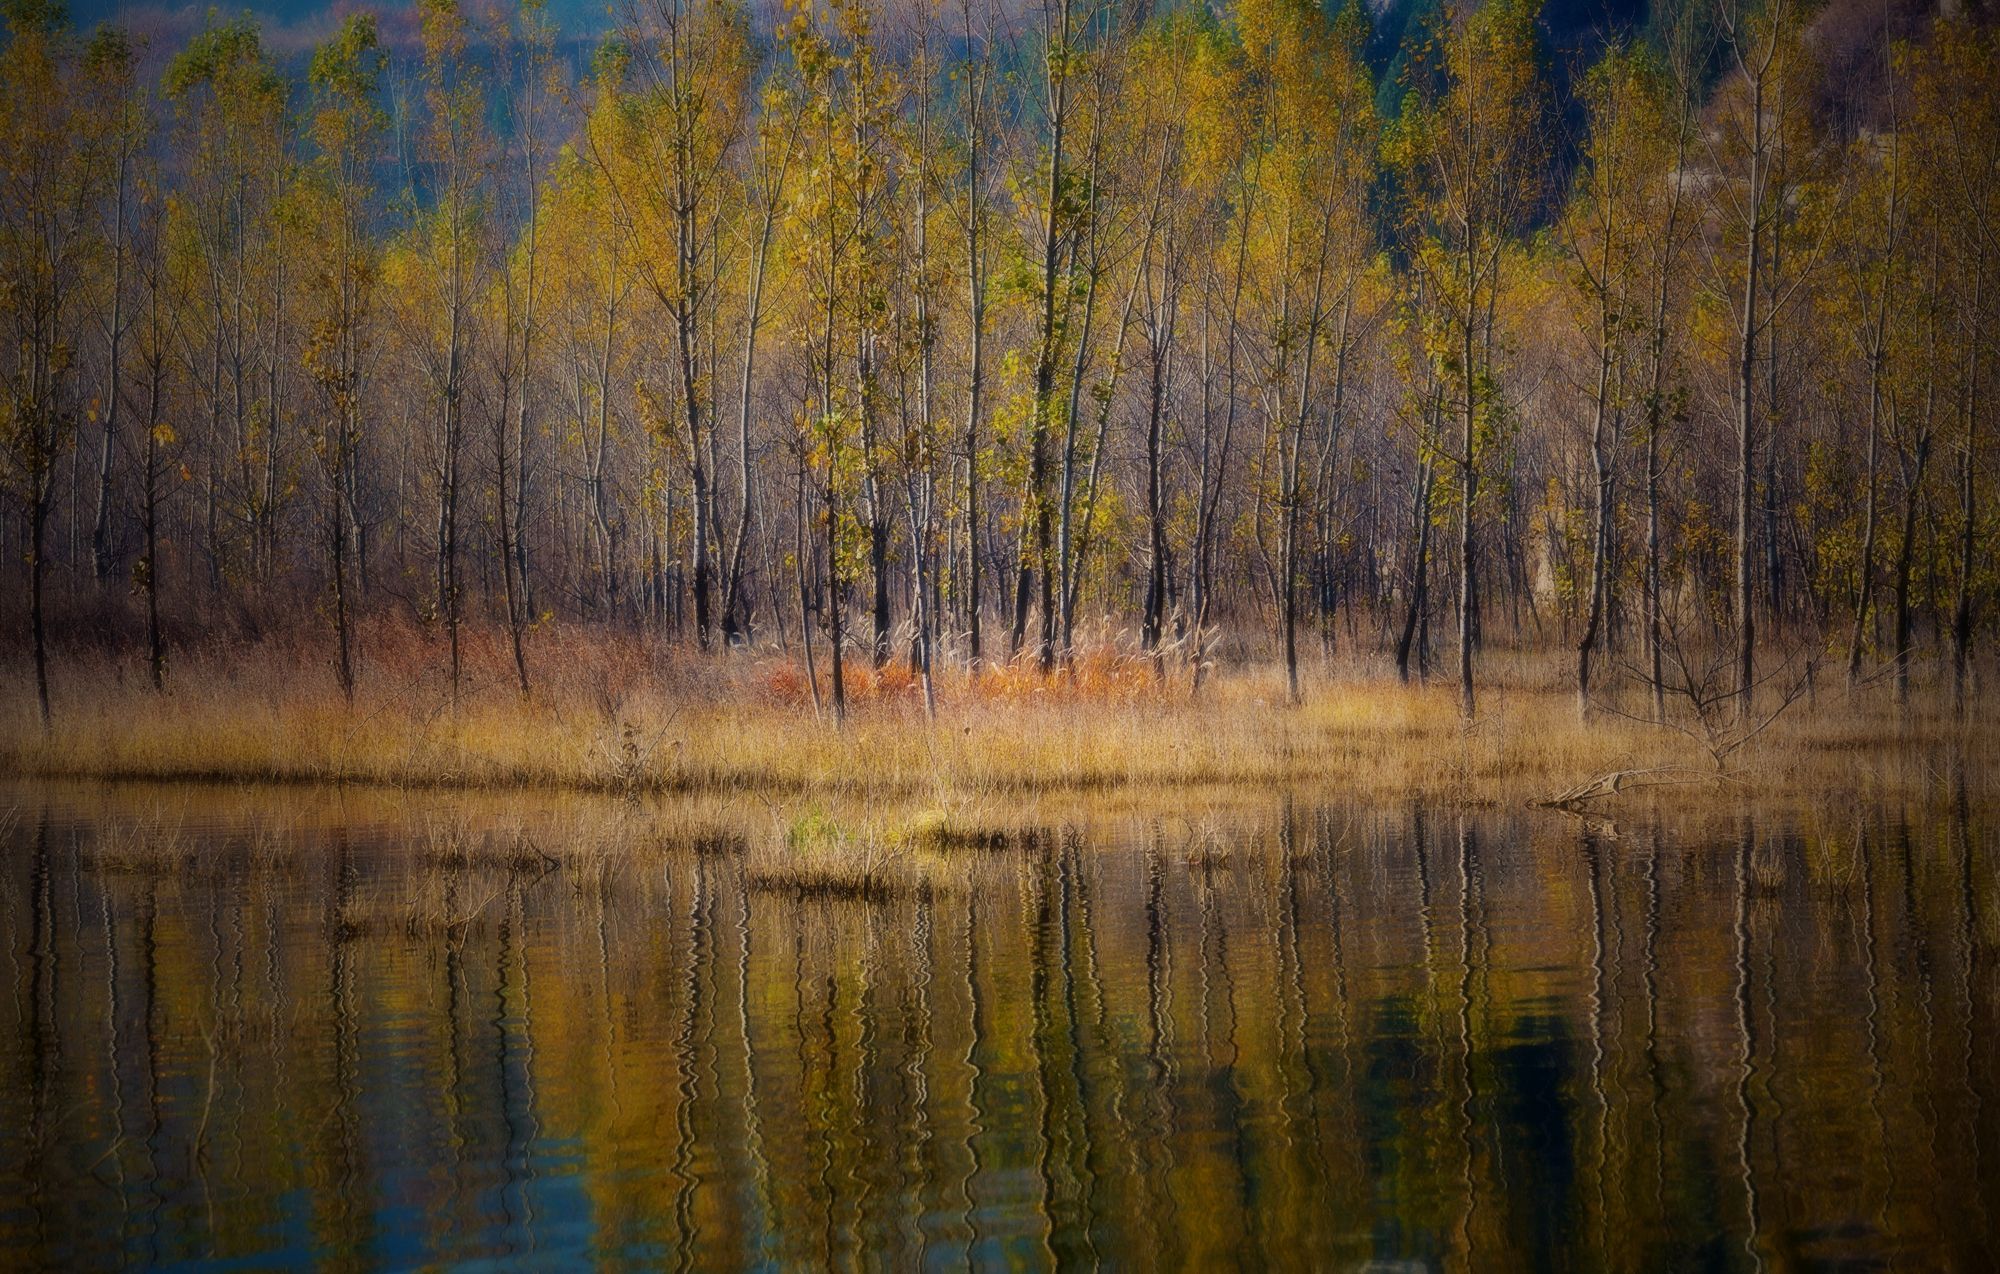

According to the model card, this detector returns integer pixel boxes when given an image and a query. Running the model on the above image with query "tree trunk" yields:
[93,148,127,585]
[1645,412,1665,723]
[1953,264,1981,715]
[1142,345,1168,658]
[1021,0,1072,676]
[331,443,354,704]
[1893,434,1930,707]
[1397,457,1436,684]
[142,340,165,692]
[1577,398,1613,720]
[30,469,51,729]
[1459,299,1479,719]
[1732,45,1770,724]
[1847,341,1884,685]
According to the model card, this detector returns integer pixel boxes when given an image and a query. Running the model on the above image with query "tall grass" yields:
[1,621,1990,810]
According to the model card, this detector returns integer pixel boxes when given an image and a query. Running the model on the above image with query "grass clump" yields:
[748,808,922,903]
[900,807,1015,851]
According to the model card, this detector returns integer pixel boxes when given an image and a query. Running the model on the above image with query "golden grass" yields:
[1,629,1991,812]
[7,780,1052,940]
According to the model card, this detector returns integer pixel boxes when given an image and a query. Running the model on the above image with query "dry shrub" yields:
[862,661,921,701]
[969,645,1167,706]
[763,661,809,705]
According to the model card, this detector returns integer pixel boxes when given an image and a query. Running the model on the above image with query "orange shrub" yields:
[762,661,808,705]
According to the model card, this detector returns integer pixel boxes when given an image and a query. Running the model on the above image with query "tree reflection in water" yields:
[0,792,1993,1269]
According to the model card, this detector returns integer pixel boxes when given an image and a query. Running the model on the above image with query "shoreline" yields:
[5,650,1989,813]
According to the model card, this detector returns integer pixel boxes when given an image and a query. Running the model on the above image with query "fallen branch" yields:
[1531,765,1730,811]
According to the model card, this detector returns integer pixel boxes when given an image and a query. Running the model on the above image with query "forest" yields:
[6,4,2000,1261]
[2,0,1997,742]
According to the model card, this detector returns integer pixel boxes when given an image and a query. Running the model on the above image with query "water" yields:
[1,788,1994,1270]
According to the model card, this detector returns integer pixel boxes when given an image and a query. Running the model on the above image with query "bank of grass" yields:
[0,623,1990,810]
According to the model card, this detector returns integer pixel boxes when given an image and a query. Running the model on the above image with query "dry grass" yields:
[5,727,1978,927]
[3,782,1050,938]
[1,624,1992,812]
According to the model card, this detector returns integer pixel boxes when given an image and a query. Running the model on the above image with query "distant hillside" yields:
[62,0,1972,134]
[71,0,1650,62]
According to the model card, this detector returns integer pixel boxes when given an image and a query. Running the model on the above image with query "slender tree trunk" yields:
[722,137,790,643]
[1892,435,1928,707]
[497,50,537,693]
[1142,335,1168,658]
[1282,481,1301,703]
[910,59,939,716]
[1019,0,1072,676]
[30,468,51,729]
[1953,263,1981,715]
[261,244,284,587]
[93,146,128,585]
[961,4,986,668]
[1732,51,1770,724]
[142,339,165,692]
[795,443,822,717]
[1735,273,1760,721]
[1398,455,1436,684]
[1847,340,1884,686]
[497,392,528,697]
[669,54,713,650]
[331,441,354,703]
[1192,204,1251,694]
[1894,233,1945,707]
[1459,285,1479,718]
[1640,63,1692,724]
[964,291,983,667]
[1577,413,1613,719]
[1574,135,1628,721]
[827,463,846,723]
[1645,412,1665,723]
[441,365,462,710]
[861,336,891,670]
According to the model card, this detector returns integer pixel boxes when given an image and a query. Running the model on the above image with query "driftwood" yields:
[1531,765,1728,811]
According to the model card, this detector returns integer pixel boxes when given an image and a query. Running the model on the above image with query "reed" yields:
[1,629,1990,811]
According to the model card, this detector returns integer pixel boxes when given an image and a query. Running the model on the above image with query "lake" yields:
[2,785,1994,1269]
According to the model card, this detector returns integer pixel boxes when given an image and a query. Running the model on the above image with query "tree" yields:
[719,63,802,644]
[162,13,292,590]
[891,3,950,712]
[0,0,102,727]
[126,159,180,690]
[486,0,560,697]
[80,24,143,587]
[782,0,895,719]
[1560,43,1681,718]
[948,0,997,669]
[1011,0,1108,673]
[1635,8,1701,725]
[1708,0,1818,722]
[394,0,491,707]
[1236,0,1374,702]
[1902,17,1999,715]
[298,13,386,701]
[599,0,755,650]
[1390,0,1546,718]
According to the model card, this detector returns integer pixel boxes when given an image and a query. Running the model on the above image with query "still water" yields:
[1,788,1994,1270]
